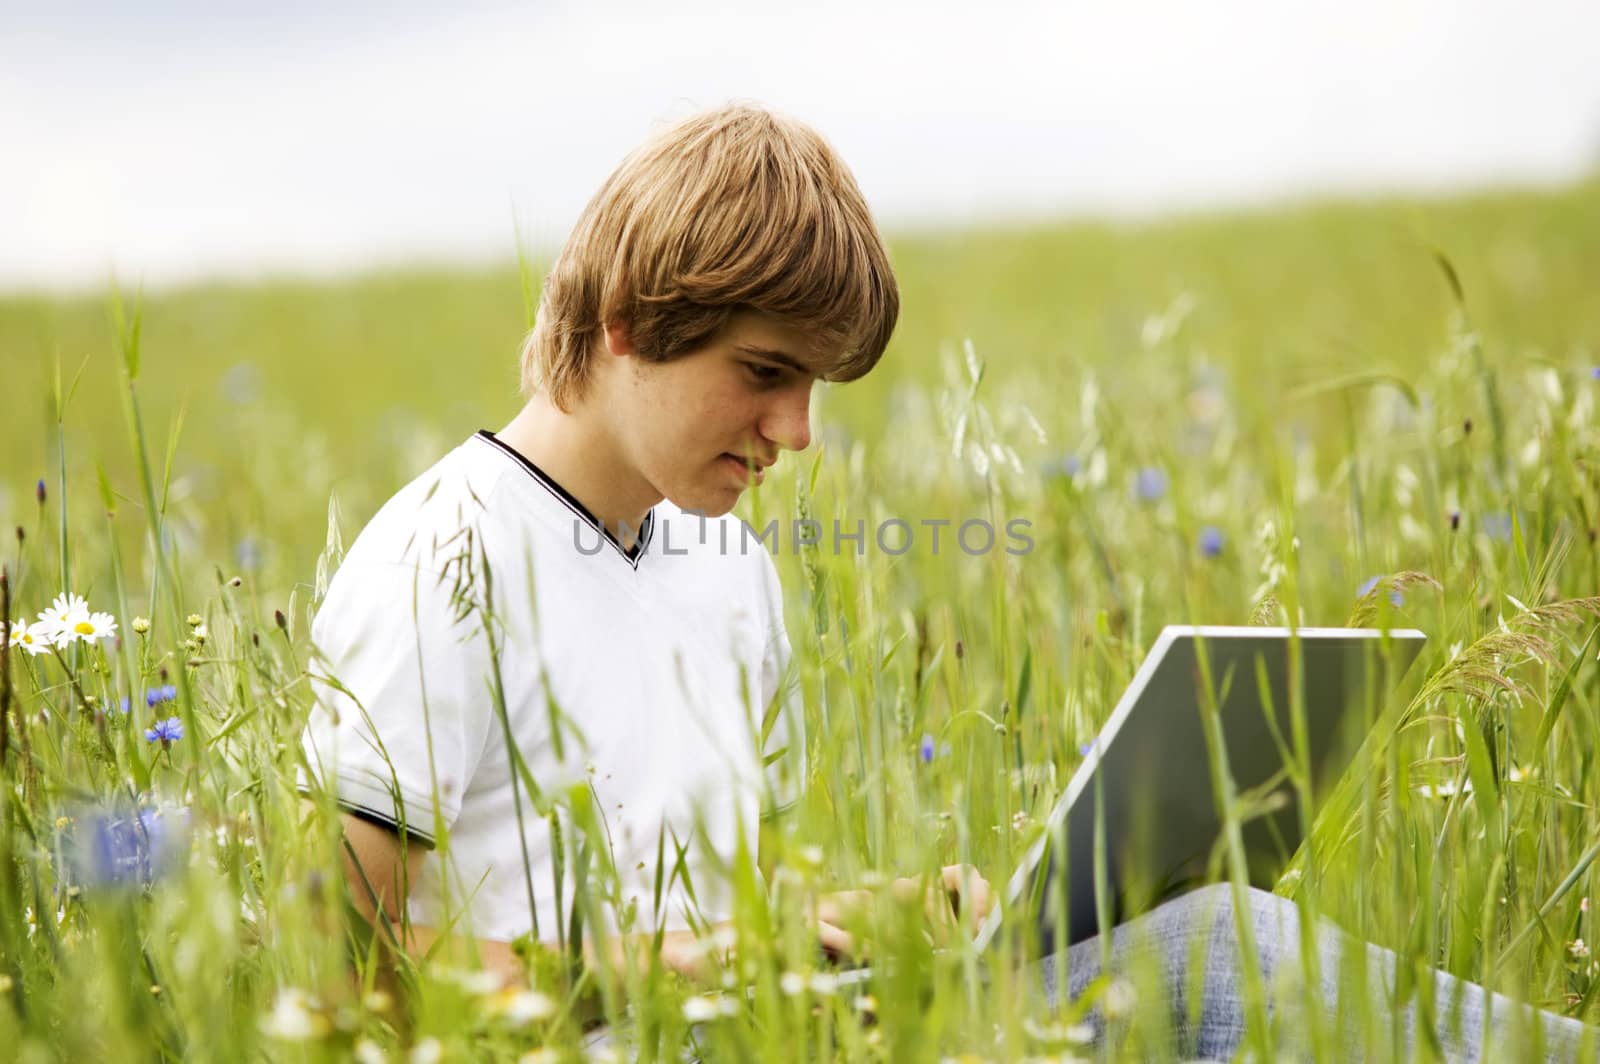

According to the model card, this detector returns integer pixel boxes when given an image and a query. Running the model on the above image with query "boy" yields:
[299,103,944,985]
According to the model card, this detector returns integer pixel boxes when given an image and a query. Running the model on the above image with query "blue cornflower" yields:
[1198,525,1224,558]
[221,362,261,405]
[145,717,184,746]
[1043,454,1082,481]
[1591,367,1600,381]
[36,479,46,504]
[1135,466,1167,502]
[118,696,131,714]
[919,733,935,764]
[145,685,178,707]
[1078,741,1095,758]
[67,804,188,888]
[1357,575,1404,607]
[235,537,263,573]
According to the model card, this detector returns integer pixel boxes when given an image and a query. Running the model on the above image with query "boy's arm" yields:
[332,808,525,984]
[327,805,740,987]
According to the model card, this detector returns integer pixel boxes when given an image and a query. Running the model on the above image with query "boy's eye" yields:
[745,363,784,384]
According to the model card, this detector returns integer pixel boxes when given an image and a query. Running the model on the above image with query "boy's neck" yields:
[495,395,660,551]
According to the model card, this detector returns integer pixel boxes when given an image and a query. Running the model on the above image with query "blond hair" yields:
[522,104,899,409]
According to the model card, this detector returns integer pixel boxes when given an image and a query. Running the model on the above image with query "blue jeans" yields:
[1038,884,1596,1061]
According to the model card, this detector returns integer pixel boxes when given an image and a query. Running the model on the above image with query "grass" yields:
[1,176,1599,1060]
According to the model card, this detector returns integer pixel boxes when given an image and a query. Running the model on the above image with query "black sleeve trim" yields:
[297,785,437,849]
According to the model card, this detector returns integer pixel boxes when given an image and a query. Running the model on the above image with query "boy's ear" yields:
[601,319,637,358]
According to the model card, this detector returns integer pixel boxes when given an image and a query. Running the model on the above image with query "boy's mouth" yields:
[721,453,768,484]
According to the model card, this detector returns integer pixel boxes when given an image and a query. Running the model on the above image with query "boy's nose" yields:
[764,386,813,453]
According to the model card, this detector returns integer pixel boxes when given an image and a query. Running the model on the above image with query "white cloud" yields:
[3,0,1597,291]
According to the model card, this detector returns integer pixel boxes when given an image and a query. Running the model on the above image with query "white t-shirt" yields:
[299,430,802,942]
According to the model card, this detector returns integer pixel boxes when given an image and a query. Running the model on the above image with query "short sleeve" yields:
[298,559,496,845]
[756,553,806,815]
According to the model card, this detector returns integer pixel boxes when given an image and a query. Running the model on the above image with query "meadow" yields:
[1,176,1599,1061]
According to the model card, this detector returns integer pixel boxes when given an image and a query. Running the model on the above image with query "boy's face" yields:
[602,310,825,518]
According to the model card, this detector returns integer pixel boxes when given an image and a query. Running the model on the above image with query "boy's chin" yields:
[668,491,739,519]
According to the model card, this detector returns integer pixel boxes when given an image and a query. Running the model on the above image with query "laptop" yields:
[966,624,1428,961]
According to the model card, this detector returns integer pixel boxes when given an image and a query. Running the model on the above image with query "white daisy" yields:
[259,987,327,1041]
[37,593,117,646]
[35,592,90,645]
[7,619,52,656]
[495,988,555,1027]
[73,611,119,644]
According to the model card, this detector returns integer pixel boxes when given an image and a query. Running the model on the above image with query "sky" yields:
[4,0,1598,292]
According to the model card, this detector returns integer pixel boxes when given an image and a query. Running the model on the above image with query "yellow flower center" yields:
[74,621,95,635]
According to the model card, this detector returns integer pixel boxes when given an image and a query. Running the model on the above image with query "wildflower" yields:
[186,614,203,628]
[7,619,51,656]
[34,592,117,646]
[1481,512,1514,542]
[1356,576,1404,608]
[809,972,838,995]
[495,988,555,1026]
[1572,939,1591,960]
[920,733,936,763]
[68,804,188,888]
[146,685,178,707]
[780,971,806,996]
[260,988,328,1041]
[682,994,721,1022]
[442,967,501,996]
[1134,466,1167,502]
[1103,978,1137,1018]
[34,593,88,645]
[191,623,208,642]
[35,479,46,505]
[354,1040,387,1064]
[1042,454,1081,481]
[145,717,184,746]
[409,1037,442,1064]
[1198,525,1224,558]
[1023,1017,1096,1045]
[222,362,262,405]
[235,537,263,572]
[1591,368,1600,381]
[73,611,118,644]
[132,616,151,634]
[518,1051,560,1064]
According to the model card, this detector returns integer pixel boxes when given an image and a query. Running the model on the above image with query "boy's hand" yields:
[584,923,738,987]
[813,863,994,958]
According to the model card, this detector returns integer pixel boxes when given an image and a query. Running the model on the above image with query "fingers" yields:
[810,867,995,958]
[815,919,859,963]
[889,876,924,905]
[815,888,871,927]
[941,863,995,927]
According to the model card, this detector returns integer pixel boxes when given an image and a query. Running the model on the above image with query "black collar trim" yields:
[475,430,654,568]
